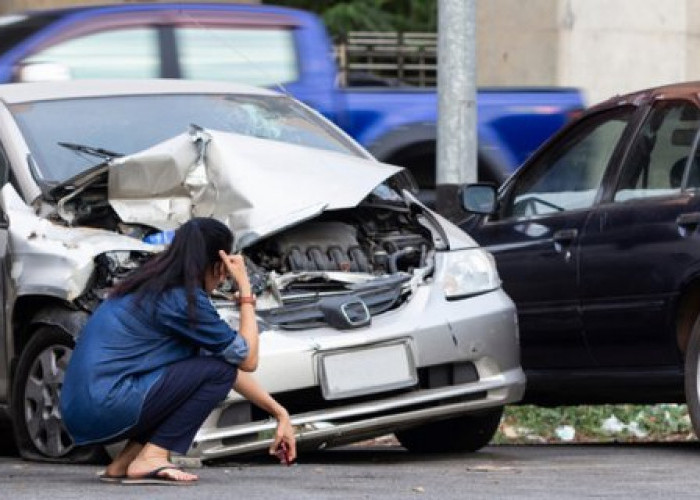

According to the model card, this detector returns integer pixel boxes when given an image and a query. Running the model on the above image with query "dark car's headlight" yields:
[442,249,501,300]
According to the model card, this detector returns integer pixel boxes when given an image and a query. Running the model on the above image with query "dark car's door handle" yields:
[553,228,578,243]
[677,212,700,227]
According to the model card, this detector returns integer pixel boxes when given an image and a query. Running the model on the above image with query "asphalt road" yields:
[2,440,700,499]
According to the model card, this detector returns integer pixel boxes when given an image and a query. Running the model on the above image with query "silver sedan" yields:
[0,79,525,462]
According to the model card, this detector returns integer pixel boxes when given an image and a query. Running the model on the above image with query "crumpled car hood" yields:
[106,129,402,248]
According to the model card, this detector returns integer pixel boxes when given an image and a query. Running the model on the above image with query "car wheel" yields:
[11,326,107,463]
[685,317,700,439]
[395,407,503,453]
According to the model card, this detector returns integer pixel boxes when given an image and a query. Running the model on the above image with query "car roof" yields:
[22,2,301,18]
[590,81,700,112]
[0,79,281,104]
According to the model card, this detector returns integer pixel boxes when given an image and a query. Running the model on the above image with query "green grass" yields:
[494,404,696,444]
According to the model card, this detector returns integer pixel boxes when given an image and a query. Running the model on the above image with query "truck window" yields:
[0,141,9,186]
[175,27,298,86]
[0,13,62,55]
[21,28,160,79]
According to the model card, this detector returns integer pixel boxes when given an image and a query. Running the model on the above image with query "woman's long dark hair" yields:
[111,217,234,322]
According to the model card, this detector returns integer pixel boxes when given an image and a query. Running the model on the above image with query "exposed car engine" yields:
[79,203,437,329]
[246,207,432,276]
[240,206,436,329]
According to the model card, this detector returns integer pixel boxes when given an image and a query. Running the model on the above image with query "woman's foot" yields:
[126,462,198,482]
[126,443,198,483]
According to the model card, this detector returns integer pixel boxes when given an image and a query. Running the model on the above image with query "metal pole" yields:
[436,0,477,220]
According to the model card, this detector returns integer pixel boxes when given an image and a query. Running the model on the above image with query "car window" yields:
[504,107,634,218]
[614,101,700,202]
[176,27,298,86]
[0,13,62,55]
[0,141,9,186]
[21,28,160,79]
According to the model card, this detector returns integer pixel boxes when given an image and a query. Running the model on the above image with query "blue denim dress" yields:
[60,286,248,445]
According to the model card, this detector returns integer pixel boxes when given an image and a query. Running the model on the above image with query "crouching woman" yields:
[60,217,295,485]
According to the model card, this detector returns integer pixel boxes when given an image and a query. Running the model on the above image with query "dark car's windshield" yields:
[10,93,365,183]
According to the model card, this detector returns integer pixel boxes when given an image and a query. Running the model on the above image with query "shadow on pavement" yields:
[0,420,18,457]
[212,443,517,467]
[211,439,700,468]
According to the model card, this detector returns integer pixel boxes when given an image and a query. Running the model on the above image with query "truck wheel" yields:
[684,317,700,439]
[11,326,107,463]
[395,408,503,453]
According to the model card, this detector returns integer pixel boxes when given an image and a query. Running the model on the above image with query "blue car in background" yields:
[0,2,584,194]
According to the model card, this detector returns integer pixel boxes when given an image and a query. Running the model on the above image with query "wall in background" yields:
[478,0,700,104]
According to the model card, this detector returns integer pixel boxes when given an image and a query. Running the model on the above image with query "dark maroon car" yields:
[460,81,700,436]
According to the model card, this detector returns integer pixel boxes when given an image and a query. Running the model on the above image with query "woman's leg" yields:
[123,356,237,481]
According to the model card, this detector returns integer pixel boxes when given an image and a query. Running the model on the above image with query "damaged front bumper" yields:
[189,264,526,460]
[193,366,524,460]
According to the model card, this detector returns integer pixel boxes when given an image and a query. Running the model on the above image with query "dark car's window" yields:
[10,93,365,183]
[176,27,298,86]
[20,28,160,79]
[614,101,700,201]
[504,107,634,218]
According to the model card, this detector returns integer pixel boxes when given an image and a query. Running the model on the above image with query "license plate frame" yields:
[318,341,417,400]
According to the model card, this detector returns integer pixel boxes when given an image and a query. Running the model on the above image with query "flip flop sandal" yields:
[98,472,126,484]
[121,466,197,486]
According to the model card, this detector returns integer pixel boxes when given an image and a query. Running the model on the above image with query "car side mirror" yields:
[460,183,497,214]
[14,62,71,82]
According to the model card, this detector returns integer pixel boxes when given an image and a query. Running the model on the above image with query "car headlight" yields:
[442,249,501,300]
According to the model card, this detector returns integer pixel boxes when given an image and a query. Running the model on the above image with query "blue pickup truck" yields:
[0,3,583,187]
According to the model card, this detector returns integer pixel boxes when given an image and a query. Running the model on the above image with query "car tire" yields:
[395,407,503,453]
[685,317,700,440]
[11,325,108,463]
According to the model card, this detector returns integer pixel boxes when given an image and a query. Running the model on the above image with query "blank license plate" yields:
[319,342,417,400]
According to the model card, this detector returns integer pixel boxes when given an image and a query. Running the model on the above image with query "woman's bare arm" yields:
[219,251,259,371]
[233,371,297,461]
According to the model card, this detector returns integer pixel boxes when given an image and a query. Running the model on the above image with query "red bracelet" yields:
[237,295,256,306]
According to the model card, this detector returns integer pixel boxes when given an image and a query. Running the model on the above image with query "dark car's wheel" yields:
[11,326,107,463]
[685,317,700,439]
[395,407,503,453]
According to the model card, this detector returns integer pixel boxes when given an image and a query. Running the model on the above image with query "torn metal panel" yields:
[107,129,401,246]
[1,184,155,300]
[108,132,201,229]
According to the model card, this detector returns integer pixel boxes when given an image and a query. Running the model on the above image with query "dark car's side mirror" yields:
[460,183,497,214]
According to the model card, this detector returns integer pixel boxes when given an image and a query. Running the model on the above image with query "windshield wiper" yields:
[57,141,123,161]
